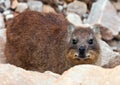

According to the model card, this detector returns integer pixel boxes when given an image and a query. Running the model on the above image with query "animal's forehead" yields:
[72,28,94,39]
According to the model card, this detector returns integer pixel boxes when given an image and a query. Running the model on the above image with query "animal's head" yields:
[66,25,100,65]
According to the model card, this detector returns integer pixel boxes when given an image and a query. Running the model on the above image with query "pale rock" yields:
[0,13,5,29]
[66,0,87,17]
[4,0,11,9]
[112,0,120,10]
[86,0,120,40]
[55,65,120,85]
[42,5,56,13]
[66,13,82,26]
[0,0,10,10]
[98,39,120,66]
[118,12,120,17]
[0,0,4,4]
[3,10,11,16]
[11,0,19,9]
[0,29,6,64]
[5,14,14,20]
[0,64,58,85]
[58,5,64,13]
[16,3,28,13]
[27,1,43,12]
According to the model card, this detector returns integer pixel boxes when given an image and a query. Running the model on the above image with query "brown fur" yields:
[5,11,100,74]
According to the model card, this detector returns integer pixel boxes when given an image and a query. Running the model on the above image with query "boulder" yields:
[55,65,120,85]
[0,64,59,85]
[86,0,120,40]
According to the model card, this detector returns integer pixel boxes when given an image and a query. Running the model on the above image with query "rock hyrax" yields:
[5,11,100,74]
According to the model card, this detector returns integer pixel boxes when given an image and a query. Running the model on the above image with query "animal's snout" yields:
[79,46,86,58]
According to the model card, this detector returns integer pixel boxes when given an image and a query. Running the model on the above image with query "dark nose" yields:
[79,46,86,58]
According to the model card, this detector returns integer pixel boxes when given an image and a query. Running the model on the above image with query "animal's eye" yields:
[88,39,93,44]
[72,39,78,45]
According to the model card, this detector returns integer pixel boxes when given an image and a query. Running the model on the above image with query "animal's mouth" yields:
[74,52,90,60]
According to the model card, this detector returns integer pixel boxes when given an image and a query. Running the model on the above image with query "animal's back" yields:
[5,11,69,74]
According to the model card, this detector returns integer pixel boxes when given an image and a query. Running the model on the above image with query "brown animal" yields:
[5,11,100,74]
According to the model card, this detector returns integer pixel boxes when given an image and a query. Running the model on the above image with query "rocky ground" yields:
[0,0,120,85]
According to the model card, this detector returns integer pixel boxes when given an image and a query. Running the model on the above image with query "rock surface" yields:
[42,5,56,13]
[98,39,120,66]
[66,0,87,17]
[16,2,28,13]
[0,29,6,63]
[0,64,59,85]
[0,13,5,29]
[66,13,82,26]
[86,0,120,40]
[55,65,120,85]
[1,64,120,85]
[27,1,43,12]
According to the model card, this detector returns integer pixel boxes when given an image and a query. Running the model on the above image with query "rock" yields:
[16,3,28,13]
[98,39,120,66]
[3,10,11,16]
[0,7,4,13]
[112,0,120,11]
[0,0,10,10]
[66,13,82,26]
[86,0,120,40]
[0,64,58,85]
[0,13,5,29]
[2,64,120,85]
[55,65,120,85]
[42,5,56,13]
[5,14,14,20]
[4,0,11,9]
[27,1,43,12]
[11,0,19,9]
[0,0,4,4]
[0,29,6,64]
[66,0,87,17]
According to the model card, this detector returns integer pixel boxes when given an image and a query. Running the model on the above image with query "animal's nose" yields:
[79,46,86,58]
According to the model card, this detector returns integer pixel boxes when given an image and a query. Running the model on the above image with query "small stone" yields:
[11,0,19,9]
[66,0,87,17]
[0,13,5,29]
[4,0,11,9]
[3,10,11,16]
[86,0,120,40]
[16,3,28,13]
[112,0,120,11]
[0,0,4,4]
[5,14,14,20]
[66,13,82,26]
[42,5,56,13]
[27,1,43,12]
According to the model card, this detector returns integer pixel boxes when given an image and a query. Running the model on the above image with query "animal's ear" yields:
[67,24,75,43]
[91,25,101,38]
